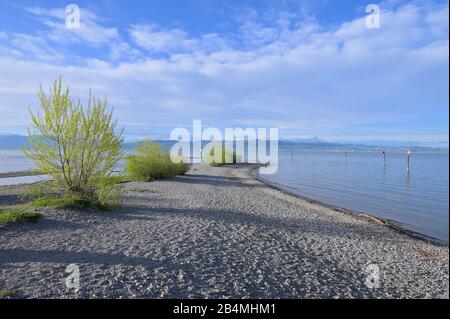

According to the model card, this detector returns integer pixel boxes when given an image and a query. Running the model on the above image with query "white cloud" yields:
[0,31,66,61]
[109,41,141,61]
[0,2,448,141]
[129,24,230,54]
[0,6,140,64]
[9,34,65,61]
[25,6,119,46]
[130,24,194,53]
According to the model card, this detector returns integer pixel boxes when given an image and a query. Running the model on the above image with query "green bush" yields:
[125,140,189,181]
[0,209,41,224]
[0,290,14,298]
[204,144,239,166]
[23,78,124,207]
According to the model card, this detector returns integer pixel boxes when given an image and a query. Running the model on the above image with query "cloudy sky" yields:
[0,0,448,143]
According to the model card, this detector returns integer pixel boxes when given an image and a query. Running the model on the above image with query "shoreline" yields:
[0,170,44,179]
[249,166,447,246]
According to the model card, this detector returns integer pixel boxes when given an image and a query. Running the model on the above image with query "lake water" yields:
[0,150,47,186]
[0,149,35,174]
[1,148,448,243]
[259,150,449,243]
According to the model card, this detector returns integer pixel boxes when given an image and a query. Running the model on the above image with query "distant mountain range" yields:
[277,140,448,153]
[280,137,449,148]
[1,134,448,153]
[0,134,29,148]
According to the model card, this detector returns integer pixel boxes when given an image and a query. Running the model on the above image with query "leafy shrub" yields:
[203,144,239,166]
[0,209,41,224]
[22,78,124,207]
[125,140,189,181]
[0,290,15,298]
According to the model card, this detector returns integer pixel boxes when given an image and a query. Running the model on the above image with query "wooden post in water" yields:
[382,150,386,165]
[406,150,411,174]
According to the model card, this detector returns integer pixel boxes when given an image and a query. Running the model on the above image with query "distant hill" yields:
[281,137,326,144]
[0,134,29,149]
[278,140,448,153]
[1,134,448,153]
[331,140,449,149]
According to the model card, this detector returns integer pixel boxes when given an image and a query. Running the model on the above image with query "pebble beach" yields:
[0,164,448,298]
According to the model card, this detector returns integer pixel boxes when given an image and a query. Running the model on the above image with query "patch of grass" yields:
[125,140,190,182]
[32,194,87,208]
[0,209,40,224]
[18,182,54,203]
[0,290,14,298]
[20,182,115,210]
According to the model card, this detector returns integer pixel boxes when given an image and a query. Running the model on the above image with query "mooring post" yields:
[407,150,411,174]
[382,150,386,165]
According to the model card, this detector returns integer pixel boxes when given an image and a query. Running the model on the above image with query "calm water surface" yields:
[260,150,449,243]
[0,149,34,174]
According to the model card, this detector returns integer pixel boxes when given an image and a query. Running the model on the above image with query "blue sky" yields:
[0,0,448,143]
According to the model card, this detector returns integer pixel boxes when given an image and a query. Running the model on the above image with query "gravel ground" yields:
[0,164,448,299]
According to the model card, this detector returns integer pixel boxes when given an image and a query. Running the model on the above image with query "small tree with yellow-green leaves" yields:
[23,78,124,207]
[124,139,189,181]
